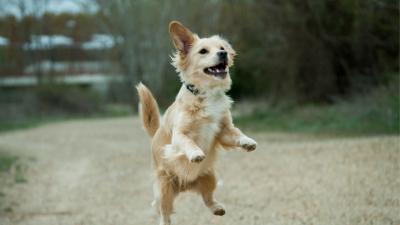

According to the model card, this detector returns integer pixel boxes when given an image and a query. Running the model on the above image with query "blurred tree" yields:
[0,0,398,106]
[221,0,399,103]
[94,0,223,105]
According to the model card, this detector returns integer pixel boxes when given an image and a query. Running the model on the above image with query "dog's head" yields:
[169,21,236,92]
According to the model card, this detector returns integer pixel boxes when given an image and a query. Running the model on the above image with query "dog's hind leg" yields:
[157,176,176,225]
[195,171,225,216]
[152,181,161,214]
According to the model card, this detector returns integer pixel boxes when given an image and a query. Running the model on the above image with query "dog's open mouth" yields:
[203,62,227,78]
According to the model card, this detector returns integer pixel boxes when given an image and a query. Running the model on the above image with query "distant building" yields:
[0,36,9,46]
[0,32,123,94]
[82,34,123,50]
[23,35,73,50]
[23,61,118,75]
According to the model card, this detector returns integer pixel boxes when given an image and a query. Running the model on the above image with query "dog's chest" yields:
[197,121,219,152]
[196,95,231,151]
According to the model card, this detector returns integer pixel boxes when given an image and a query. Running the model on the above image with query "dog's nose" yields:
[218,51,227,61]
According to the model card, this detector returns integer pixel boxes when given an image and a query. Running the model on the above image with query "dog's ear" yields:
[223,40,237,61]
[169,21,196,55]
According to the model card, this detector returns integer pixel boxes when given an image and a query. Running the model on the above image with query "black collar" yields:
[185,83,200,95]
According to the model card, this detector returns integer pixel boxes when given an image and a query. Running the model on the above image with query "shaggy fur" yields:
[137,21,257,225]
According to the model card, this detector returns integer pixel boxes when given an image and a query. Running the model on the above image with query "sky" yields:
[0,0,98,17]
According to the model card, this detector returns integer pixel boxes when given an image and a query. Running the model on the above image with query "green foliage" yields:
[0,105,133,133]
[0,153,27,190]
[220,0,399,103]
[14,164,27,183]
[0,154,18,172]
[35,84,104,115]
[0,84,111,132]
[236,79,399,135]
[0,120,42,133]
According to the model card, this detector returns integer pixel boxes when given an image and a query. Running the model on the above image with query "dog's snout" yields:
[218,51,227,61]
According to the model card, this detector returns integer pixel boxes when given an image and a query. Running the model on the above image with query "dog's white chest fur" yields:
[197,123,219,152]
[196,93,231,152]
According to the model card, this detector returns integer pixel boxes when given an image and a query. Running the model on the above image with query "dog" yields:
[136,21,257,225]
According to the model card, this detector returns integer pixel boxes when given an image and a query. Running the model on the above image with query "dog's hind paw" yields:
[213,208,225,216]
[211,203,226,216]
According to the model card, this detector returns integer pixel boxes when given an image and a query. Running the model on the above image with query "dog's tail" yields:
[136,83,160,137]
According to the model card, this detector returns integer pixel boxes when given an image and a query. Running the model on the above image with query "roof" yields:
[0,0,98,18]
[81,34,123,50]
[23,35,73,50]
[0,36,9,46]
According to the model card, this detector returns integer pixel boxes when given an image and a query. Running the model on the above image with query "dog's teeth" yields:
[206,66,226,74]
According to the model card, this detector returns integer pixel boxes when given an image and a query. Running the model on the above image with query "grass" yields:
[0,153,18,172]
[0,152,28,214]
[0,80,398,136]
[2,92,398,136]
[235,83,399,135]
[0,104,134,133]
[0,152,27,183]
[0,119,43,133]
[14,164,27,183]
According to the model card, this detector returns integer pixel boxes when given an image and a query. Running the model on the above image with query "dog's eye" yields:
[199,48,208,54]
[220,47,225,50]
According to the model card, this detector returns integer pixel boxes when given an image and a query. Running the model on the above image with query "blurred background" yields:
[0,0,398,134]
[0,1,399,225]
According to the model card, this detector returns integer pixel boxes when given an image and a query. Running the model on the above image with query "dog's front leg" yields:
[172,129,205,163]
[217,111,257,151]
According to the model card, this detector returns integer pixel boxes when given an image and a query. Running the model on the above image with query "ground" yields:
[0,117,399,225]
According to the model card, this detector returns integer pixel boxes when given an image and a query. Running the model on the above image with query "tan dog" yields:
[137,21,257,225]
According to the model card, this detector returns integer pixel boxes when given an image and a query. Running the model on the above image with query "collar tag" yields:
[185,84,200,95]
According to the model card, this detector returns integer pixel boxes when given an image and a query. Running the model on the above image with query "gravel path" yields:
[0,117,399,225]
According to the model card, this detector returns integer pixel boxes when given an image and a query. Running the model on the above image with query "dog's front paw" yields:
[238,136,257,152]
[187,150,205,163]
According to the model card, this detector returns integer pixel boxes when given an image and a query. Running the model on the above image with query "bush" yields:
[0,84,106,132]
[221,0,399,103]
[235,76,399,135]
[35,84,104,115]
